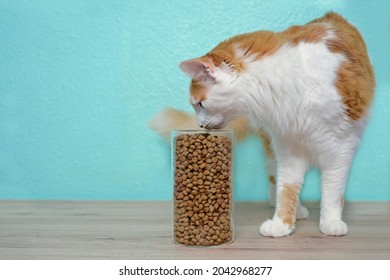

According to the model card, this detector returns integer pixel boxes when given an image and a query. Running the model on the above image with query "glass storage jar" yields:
[172,130,234,246]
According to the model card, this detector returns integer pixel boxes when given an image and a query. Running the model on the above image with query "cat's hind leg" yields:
[258,129,277,207]
[296,201,309,220]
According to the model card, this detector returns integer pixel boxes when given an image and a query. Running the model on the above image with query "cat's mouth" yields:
[203,122,227,130]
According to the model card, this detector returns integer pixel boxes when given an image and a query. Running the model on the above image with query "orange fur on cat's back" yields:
[313,13,375,120]
[190,12,375,121]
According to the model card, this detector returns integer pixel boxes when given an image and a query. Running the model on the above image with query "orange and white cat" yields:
[150,12,375,237]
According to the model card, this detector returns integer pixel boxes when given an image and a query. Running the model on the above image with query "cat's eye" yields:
[198,101,204,108]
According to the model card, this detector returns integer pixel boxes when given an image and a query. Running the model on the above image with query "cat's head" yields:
[179,55,244,129]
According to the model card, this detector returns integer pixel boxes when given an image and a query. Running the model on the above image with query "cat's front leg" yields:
[319,162,351,236]
[260,155,308,237]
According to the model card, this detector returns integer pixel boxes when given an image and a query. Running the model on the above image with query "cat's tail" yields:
[148,107,252,141]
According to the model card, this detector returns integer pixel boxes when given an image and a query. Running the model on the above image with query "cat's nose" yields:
[199,124,204,128]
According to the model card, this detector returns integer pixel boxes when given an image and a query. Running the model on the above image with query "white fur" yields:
[191,39,368,237]
[260,216,294,237]
[296,203,309,220]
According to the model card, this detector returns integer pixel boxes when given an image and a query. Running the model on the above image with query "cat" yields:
[149,12,375,237]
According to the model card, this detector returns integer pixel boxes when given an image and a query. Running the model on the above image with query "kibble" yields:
[173,132,233,246]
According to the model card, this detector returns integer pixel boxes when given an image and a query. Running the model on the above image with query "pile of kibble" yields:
[173,132,233,246]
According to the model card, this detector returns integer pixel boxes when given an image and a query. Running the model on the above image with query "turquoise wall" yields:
[0,0,389,200]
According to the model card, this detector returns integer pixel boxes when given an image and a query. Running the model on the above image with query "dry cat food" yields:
[172,130,233,246]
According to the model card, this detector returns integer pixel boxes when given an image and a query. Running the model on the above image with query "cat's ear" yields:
[179,56,217,82]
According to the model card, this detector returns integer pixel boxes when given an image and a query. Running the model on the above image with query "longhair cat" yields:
[150,12,375,237]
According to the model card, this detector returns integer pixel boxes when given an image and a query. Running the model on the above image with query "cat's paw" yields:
[319,220,348,236]
[296,204,309,220]
[268,198,276,207]
[259,219,294,237]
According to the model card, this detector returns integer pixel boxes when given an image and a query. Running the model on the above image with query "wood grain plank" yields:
[0,200,389,259]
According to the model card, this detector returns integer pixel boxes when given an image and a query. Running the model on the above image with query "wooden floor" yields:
[1,200,389,260]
